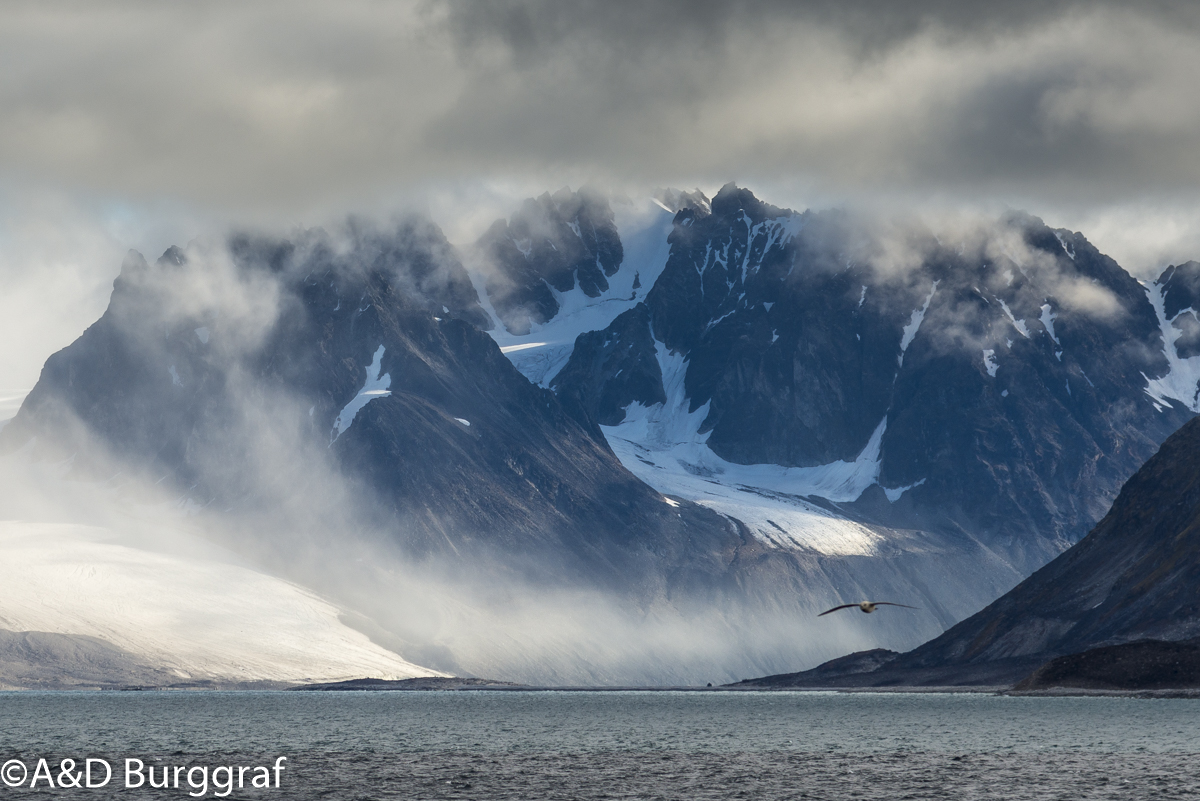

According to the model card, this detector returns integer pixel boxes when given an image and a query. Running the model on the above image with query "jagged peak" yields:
[157,245,188,268]
[654,188,711,216]
[709,183,791,224]
[1157,260,1200,286]
[119,249,149,277]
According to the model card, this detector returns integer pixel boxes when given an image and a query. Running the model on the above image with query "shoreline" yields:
[4,682,1200,698]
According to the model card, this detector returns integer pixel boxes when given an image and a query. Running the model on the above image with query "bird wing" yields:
[872,602,919,609]
[817,604,861,616]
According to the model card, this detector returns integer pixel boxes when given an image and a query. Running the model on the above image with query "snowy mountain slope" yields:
[7,190,1200,685]
[474,190,916,559]
[1144,261,1200,411]
[596,335,887,556]
[471,195,677,387]
[3,219,826,684]
[537,186,1192,578]
[0,521,439,685]
[476,186,627,337]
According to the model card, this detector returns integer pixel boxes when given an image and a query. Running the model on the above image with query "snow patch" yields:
[898,282,939,366]
[883,478,925,502]
[983,349,999,377]
[601,340,886,556]
[331,345,392,442]
[483,199,676,387]
[1039,303,1059,345]
[500,342,547,354]
[997,299,1031,338]
[1054,231,1076,260]
[1143,280,1200,411]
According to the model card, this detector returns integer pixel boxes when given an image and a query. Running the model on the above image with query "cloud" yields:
[0,0,1197,217]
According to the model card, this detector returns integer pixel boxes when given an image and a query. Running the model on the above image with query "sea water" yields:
[1,690,1197,799]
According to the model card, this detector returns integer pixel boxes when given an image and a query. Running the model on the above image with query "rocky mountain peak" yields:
[477,186,624,335]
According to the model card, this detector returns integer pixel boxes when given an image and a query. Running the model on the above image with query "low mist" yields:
[0,216,901,687]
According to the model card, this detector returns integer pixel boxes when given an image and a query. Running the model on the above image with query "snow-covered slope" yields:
[474,192,891,556]
[477,198,675,387]
[600,339,887,555]
[480,187,1194,595]
[473,193,893,557]
[1144,266,1200,412]
[0,521,440,684]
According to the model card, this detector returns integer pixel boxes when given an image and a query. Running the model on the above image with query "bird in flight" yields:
[818,601,918,616]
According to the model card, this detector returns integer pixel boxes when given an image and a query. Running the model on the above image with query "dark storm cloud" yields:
[443,0,1200,62]
[431,0,1200,199]
[0,1,1198,213]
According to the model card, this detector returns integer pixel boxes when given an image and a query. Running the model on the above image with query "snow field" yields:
[0,521,440,683]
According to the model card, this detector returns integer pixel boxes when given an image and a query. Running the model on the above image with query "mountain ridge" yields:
[4,186,1200,683]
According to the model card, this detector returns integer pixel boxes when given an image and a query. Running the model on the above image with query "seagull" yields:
[818,601,919,616]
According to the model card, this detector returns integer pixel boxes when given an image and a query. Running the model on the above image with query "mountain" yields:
[538,186,1193,574]
[735,411,1200,688]
[889,411,1200,679]
[0,220,740,594]
[0,214,879,684]
[477,182,1200,604]
[477,187,624,336]
[4,186,1200,684]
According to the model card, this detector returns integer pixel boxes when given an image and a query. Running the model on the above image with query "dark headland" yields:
[292,677,521,691]
[736,415,1200,695]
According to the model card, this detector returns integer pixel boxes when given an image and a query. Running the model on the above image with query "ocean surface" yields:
[1,690,1198,799]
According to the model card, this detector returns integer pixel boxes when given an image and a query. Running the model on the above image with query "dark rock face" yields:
[728,648,900,688]
[553,185,1192,572]
[730,647,1042,689]
[765,412,1200,687]
[478,187,624,335]
[717,408,1200,690]
[0,219,737,594]
[893,414,1200,674]
[551,304,665,426]
[1013,640,1200,691]
[1158,261,1200,359]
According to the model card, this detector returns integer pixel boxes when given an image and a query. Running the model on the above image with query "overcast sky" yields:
[3,0,1200,391]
